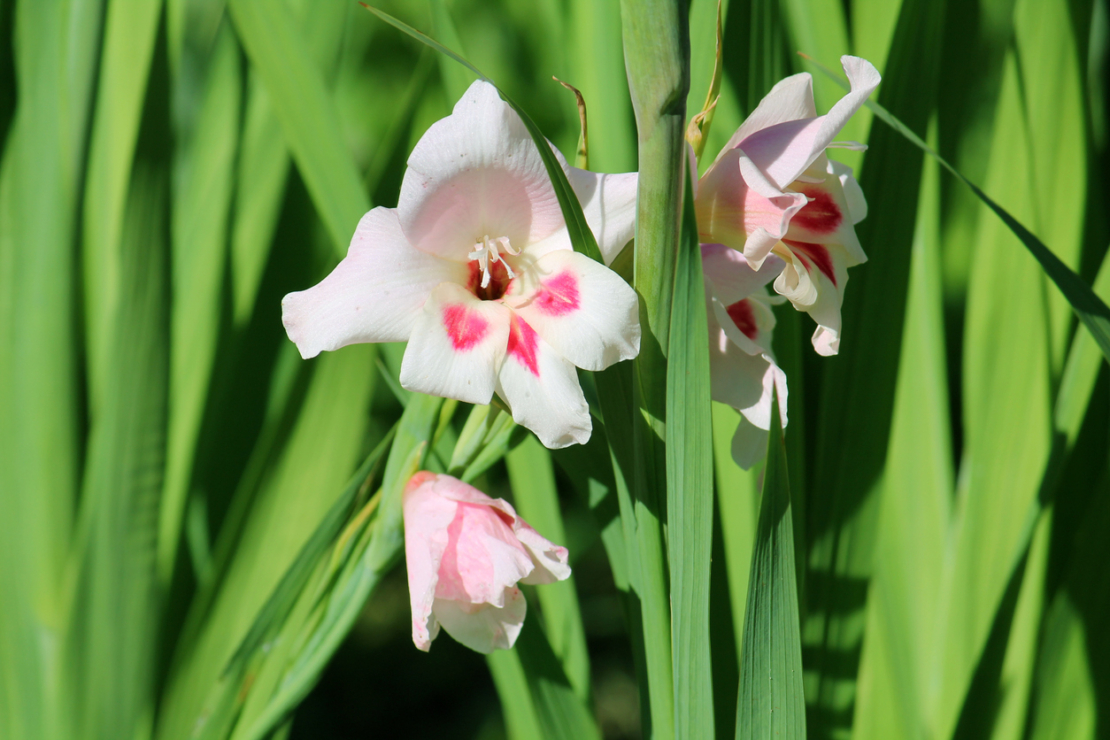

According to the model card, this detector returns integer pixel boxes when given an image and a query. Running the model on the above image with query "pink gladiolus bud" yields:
[402,471,571,654]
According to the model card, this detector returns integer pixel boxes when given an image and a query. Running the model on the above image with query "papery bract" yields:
[282,80,640,448]
[702,243,788,468]
[402,471,571,654]
[696,56,879,355]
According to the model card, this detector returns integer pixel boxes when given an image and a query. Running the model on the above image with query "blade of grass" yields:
[506,436,591,700]
[159,22,242,589]
[0,1,101,736]
[735,390,805,739]
[666,164,716,738]
[227,0,369,257]
[81,0,164,414]
[801,0,945,733]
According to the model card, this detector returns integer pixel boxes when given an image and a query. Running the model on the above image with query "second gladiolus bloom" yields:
[403,472,571,654]
[282,80,640,449]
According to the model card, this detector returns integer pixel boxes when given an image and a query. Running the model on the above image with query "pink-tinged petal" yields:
[403,471,462,651]
[398,80,566,261]
[730,418,769,470]
[509,250,640,372]
[739,357,788,430]
[708,289,779,357]
[399,282,511,404]
[783,168,867,266]
[281,208,466,359]
[432,587,527,654]
[701,243,784,306]
[437,500,535,606]
[738,57,881,190]
[772,242,849,356]
[718,73,817,158]
[829,159,867,224]
[497,315,592,449]
[696,149,808,266]
[566,168,638,265]
[708,322,777,411]
[514,522,572,584]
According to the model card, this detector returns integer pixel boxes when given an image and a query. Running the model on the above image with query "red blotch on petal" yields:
[533,271,581,316]
[507,314,540,377]
[783,239,837,286]
[443,304,489,351]
[726,299,759,340]
[792,187,842,234]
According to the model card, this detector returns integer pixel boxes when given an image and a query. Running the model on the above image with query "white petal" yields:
[701,243,785,305]
[829,159,867,224]
[281,208,465,359]
[432,587,527,654]
[566,168,638,265]
[496,314,592,449]
[718,73,817,158]
[708,324,777,409]
[730,418,769,470]
[509,250,640,372]
[398,80,566,260]
[515,522,572,584]
[773,241,852,356]
[738,56,881,190]
[403,472,460,651]
[400,282,512,404]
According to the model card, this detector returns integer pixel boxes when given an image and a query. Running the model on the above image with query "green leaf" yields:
[228,0,369,257]
[666,165,716,737]
[81,0,164,414]
[506,436,591,700]
[801,0,945,732]
[159,23,242,589]
[735,390,805,739]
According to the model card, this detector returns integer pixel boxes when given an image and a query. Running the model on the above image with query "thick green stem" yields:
[619,2,690,738]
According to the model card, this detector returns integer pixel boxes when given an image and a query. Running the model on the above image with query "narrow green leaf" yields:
[159,23,242,588]
[736,391,805,739]
[488,648,547,740]
[514,620,602,740]
[228,0,369,256]
[0,1,101,735]
[666,165,716,738]
[802,0,944,732]
[81,0,164,413]
[506,436,592,700]
[71,156,170,740]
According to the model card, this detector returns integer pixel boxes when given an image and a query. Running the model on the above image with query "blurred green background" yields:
[1,0,1108,738]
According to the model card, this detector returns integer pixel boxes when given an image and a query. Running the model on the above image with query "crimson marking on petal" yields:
[792,187,842,234]
[507,314,540,377]
[726,299,759,340]
[443,304,489,351]
[534,271,580,316]
[784,239,837,286]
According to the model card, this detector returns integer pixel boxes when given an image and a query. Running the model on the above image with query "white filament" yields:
[468,235,518,289]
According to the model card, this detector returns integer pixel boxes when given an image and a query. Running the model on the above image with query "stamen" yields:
[468,235,517,290]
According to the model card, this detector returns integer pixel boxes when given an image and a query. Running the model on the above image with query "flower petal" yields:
[738,56,881,190]
[773,242,850,356]
[515,521,572,584]
[566,168,638,265]
[281,208,465,359]
[437,500,535,606]
[708,323,778,411]
[433,587,527,654]
[730,418,769,470]
[696,148,808,266]
[829,159,867,224]
[701,243,784,305]
[398,80,566,261]
[496,314,592,449]
[403,471,460,651]
[509,249,640,372]
[400,282,512,404]
[718,72,817,158]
